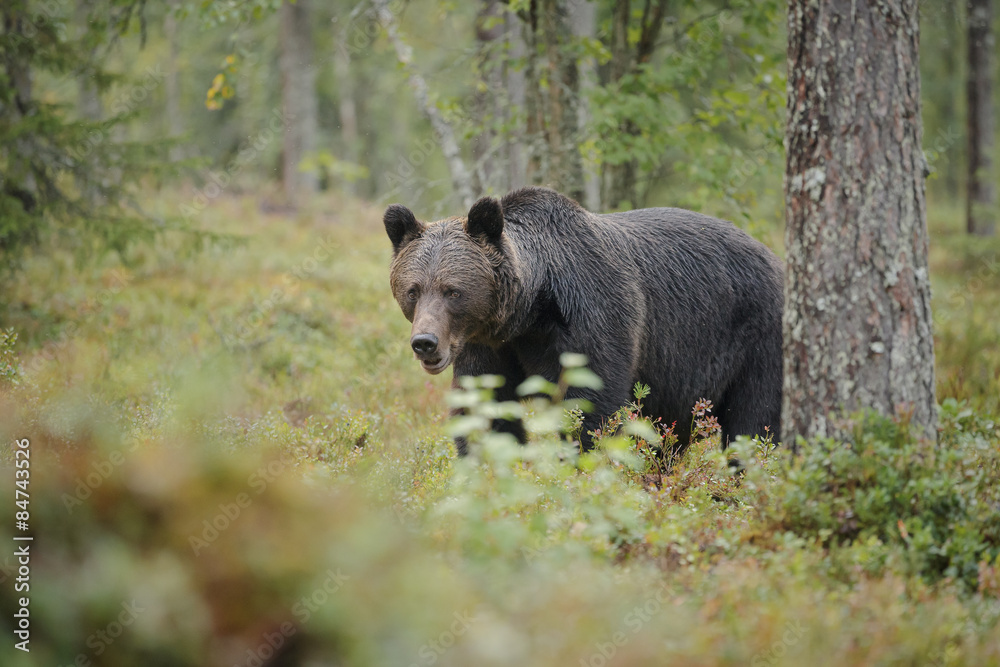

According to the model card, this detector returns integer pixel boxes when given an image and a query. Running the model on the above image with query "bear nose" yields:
[410,333,439,358]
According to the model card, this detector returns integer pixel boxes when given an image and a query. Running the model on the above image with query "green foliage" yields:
[447,354,599,453]
[929,221,1000,414]
[19,0,971,246]
[187,0,284,27]
[2,190,1000,665]
[752,405,1000,591]
[299,150,371,187]
[439,373,654,566]
[919,0,967,200]
[0,4,997,660]
[0,0,206,276]
[587,381,679,477]
[589,0,785,217]
[0,328,18,385]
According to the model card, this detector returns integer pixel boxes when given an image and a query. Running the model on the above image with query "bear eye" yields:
[406,287,418,301]
[445,288,461,299]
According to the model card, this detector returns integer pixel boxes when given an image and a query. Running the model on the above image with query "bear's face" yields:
[384,198,506,375]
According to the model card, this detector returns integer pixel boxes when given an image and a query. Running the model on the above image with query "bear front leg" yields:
[451,343,527,456]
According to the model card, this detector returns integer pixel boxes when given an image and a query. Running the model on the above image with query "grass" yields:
[1,188,999,666]
[928,196,1000,415]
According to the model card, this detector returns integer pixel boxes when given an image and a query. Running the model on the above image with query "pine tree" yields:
[783,0,937,443]
[0,0,194,279]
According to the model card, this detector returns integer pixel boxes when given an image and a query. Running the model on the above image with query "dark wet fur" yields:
[386,187,784,455]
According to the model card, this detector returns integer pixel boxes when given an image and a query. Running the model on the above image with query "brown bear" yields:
[384,187,783,455]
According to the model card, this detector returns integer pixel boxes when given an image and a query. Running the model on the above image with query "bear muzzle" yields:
[410,333,452,374]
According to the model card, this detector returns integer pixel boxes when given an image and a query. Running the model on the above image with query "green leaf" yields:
[517,376,559,397]
[601,436,644,471]
[525,406,566,436]
[446,415,490,439]
[559,352,589,368]
[563,368,604,391]
[623,419,660,444]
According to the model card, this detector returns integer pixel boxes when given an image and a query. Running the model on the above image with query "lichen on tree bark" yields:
[782,0,937,444]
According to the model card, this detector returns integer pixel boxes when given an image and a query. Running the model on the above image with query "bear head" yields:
[384,196,509,374]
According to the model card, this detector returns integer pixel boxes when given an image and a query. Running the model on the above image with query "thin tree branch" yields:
[373,0,476,207]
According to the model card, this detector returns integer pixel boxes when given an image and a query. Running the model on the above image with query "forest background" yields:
[2,1,1000,665]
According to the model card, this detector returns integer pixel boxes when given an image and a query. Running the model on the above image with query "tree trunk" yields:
[472,0,503,193]
[542,0,584,202]
[522,3,546,186]
[164,2,182,161]
[279,0,318,202]
[298,2,319,194]
[519,0,585,202]
[334,24,358,195]
[783,0,937,444]
[76,0,102,121]
[3,4,38,208]
[354,63,379,199]
[374,0,476,208]
[967,0,996,236]
[601,0,668,210]
[571,0,600,211]
[602,0,633,209]
[940,1,962,197]
[505,9,527,190]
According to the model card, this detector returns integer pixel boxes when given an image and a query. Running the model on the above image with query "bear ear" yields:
[384,204,425,254]
[465,196,504,244]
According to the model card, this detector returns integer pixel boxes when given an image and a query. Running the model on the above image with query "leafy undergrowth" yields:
[1,191,999,666]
